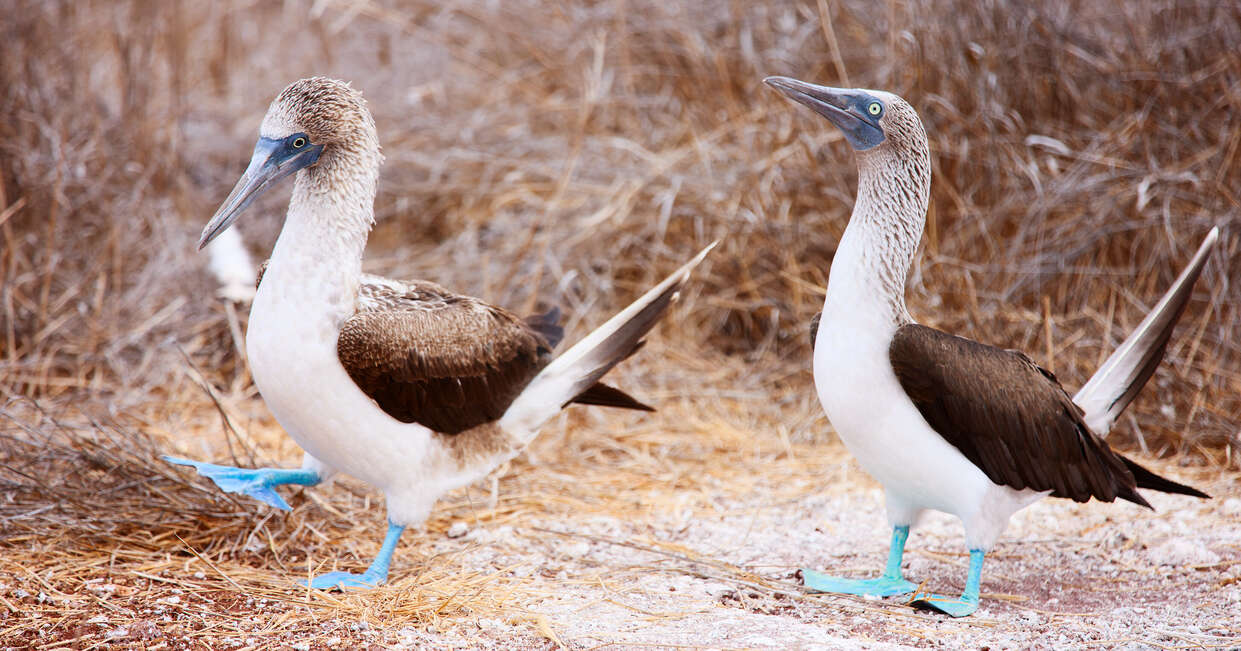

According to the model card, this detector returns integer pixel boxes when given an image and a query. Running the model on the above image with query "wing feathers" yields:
[338,274,664,435]
[338,282,552,434]
[889,324,1203,506]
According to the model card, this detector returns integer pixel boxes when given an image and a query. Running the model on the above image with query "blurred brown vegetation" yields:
[0,0,1238,644]
[1,0,1238,463]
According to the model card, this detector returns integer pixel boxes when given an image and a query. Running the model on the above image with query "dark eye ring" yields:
[292,136,307,148]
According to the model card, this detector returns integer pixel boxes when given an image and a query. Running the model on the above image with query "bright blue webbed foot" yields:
[803,525,918,598]
[910,548,985,618]
[302,570,385,591]
[302,522,406,592]
[163,456,320,511]
[910,591,979,617]
[802,570,918,597]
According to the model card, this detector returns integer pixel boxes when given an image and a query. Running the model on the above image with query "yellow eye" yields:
[292,136,307,148]
[868,102,882,116]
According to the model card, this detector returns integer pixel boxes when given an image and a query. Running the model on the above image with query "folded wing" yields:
[889,323,1204,507]
[337,279,553,434]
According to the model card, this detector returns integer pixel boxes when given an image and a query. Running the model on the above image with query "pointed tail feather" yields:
[500,242,716,438]
[1074,227,1218,437]
[569,382,655,412]
[1121,455,1209,501]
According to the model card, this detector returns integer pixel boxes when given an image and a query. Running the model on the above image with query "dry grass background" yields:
[1,0,1239,647]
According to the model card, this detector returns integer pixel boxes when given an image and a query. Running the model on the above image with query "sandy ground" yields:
[5,394,1236,649]
[141,439,1233,650]
[395,465,1241,649]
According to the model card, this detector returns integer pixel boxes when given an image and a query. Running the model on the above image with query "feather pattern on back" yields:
[337,276,552,434]
[889,323,1206,505]
[334,275,651,434]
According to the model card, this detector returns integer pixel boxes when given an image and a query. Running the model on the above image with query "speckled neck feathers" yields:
[265,78,384,309]
[828,99,931,326]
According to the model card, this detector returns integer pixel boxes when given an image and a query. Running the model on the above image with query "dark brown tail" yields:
[1121,455,1210,507]
[525,307,565,349]
[530,309,652,411]
[570,382,655,411]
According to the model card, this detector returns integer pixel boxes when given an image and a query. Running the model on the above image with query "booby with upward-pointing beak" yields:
[167,77,714,590]
[765,75,1213,616]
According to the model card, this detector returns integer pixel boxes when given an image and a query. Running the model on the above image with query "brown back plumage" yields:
[336,278,650,434]
[337,279,548,434]
[889,323,1207,506]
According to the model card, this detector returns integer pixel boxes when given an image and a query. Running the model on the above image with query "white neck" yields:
[262,145,381,324]
[824,146,929,328]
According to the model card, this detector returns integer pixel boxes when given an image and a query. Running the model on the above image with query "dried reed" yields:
[0,0,1237,645]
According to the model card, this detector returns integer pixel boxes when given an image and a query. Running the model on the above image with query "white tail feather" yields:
[1074,227,1218,436]
[206,225,257,302]
[500,242,717,439]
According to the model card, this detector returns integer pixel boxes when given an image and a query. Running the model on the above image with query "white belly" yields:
[246,279,453,524]
[812,315,1042,548]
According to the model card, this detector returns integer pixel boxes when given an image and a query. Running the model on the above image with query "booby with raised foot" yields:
[765,75,1213,617]
[167,77,714,590]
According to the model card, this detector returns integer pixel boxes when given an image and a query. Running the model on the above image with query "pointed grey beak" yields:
[198,137,323,250]
[763,76,885,151]
[764,76,851,120]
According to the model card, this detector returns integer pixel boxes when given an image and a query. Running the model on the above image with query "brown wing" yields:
[888,323,1150,506]
[337,280,553,435]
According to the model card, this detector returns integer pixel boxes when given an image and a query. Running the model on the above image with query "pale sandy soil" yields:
[5,376,1236,649]
[400,462,1241,650]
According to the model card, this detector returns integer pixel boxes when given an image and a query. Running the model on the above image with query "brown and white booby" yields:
[765,75,1214,616]
[166,77,714,589]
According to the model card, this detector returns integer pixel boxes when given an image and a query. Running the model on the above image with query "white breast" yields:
[813,272,1042,549]
[245,256,459,524]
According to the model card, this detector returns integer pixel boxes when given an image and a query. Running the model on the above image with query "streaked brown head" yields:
[199,77,380,249]
[763,76,930,219]
[763,76,926,159]
[261,77,375,147]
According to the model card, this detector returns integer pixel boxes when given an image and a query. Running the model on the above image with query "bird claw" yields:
[163,456,296,510]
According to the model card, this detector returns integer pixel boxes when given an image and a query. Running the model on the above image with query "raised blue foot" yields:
[803,525,918,597]
[303,522,406,591]
[910,549,984,617]
[163,456,320,510]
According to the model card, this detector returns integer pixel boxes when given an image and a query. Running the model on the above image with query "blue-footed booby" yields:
[765,75,1214,617]
[167,77,714,590]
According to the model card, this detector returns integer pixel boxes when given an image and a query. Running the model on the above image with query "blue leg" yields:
[163,456,320,511]
[911,549,983,617]
[304,522,406,590]
[803,525,919,597]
